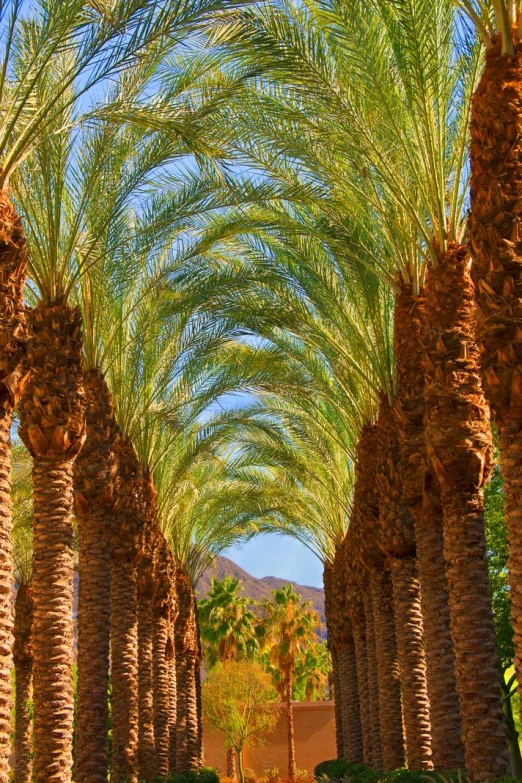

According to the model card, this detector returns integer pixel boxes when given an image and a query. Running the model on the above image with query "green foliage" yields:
[484,460,513,669]
[203,661,279,783]
[203,661,278,750]
[198,576,262,666]
[313,759,520,783]
[168,767,219,783]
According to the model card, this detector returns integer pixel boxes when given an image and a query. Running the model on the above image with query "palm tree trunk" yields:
[74,369,116,783]
[351,425,385,769]
[394,286,465,772]
[175,566,200,773]
[349,582,372,767]
[469,40,522,746]
[195,617,204,767]
[19,303,86,783]
[0,192,28,783]
[362,590,383,769]
[369,568,404,770]
[424,244,510,779]
[374,397,433,770]
[324,563,344,760]
[286,674,296,782]
[110,438,143,783]
[329,644,344,758]
[137,561,156,783]
[332,550,363,764]
[169,647,177,775]
[153,607,171,780]
[388,558,432,770]
[337,632,363,764]
[13,583,33,783]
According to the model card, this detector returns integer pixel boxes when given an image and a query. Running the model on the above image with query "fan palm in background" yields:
[260,586,320,783]
[199,575,263,777]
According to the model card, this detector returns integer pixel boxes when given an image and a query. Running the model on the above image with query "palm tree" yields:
[199,576,262,778]
[293,642,331,702]
[462,0,522,736]
[260,585,320,782]
[0,5,186,775]
[12,442,33,783]
[221,394,365,764]
[199,576,261,666]
[211,0,509,772]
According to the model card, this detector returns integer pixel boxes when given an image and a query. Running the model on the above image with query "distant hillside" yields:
[198,555,326,635]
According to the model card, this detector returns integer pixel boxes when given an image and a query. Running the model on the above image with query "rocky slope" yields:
[198,555,326,633]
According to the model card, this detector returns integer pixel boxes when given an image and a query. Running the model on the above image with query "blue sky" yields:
[223,532,324,588]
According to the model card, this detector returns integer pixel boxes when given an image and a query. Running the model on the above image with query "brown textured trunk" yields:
[169,648,177,775]
[286,674,296,782]
[227,747,237,779]
[389,558,432,770]
[110,438,143,783]
[350,426,385,769]
[362,590,383,769]
[369,569,404,770]
[394,286,465,771]
[175,566,200,773]
[137,557,156,783]
[336,633,363,764]
[470,36,522,759]
[153,539,173,781]
[424,244,510,779]
[74,370,116,783]
[325,557,363,763]
[195,617,204,766]
[0,192,28,783]
[324,564,344,760]
[19,303,86,783]
[13,583,33,783]
[375,398,433,770]
[330,645,344,759]
[333,552,363,763]
[348,579,372,767]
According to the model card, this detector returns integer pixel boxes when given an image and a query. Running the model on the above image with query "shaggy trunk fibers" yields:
[137,548,156,783]
[74,370,116,783]
[110,439,143,783]
[470,35,522,755]
[19,304,86,783]
[394,286,464,771]
[13,583,33,783]
[389,558,432,770]
[369,568,404,770]
[153,540,174,780]
[363,590,383,769]
[0,191,28,783]
[348,573,373,767]
[175,567,201,773]
[329,551,363,763]
[424,244,510,779]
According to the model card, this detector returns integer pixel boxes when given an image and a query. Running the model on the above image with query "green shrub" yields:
[169,768,219,783]
[313,760,520,783]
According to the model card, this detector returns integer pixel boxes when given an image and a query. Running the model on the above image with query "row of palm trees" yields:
[2,0,522,782]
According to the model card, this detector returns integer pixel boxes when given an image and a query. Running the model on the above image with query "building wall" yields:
[203,700,336,776]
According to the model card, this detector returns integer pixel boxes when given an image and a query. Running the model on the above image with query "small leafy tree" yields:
[202,661,279,783]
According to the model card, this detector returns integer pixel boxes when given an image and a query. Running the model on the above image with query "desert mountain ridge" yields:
[198,555,326,634]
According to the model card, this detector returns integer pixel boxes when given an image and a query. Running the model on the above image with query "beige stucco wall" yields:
[203,700,336,776]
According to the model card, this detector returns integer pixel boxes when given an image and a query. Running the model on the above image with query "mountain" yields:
[198,555,326,635]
